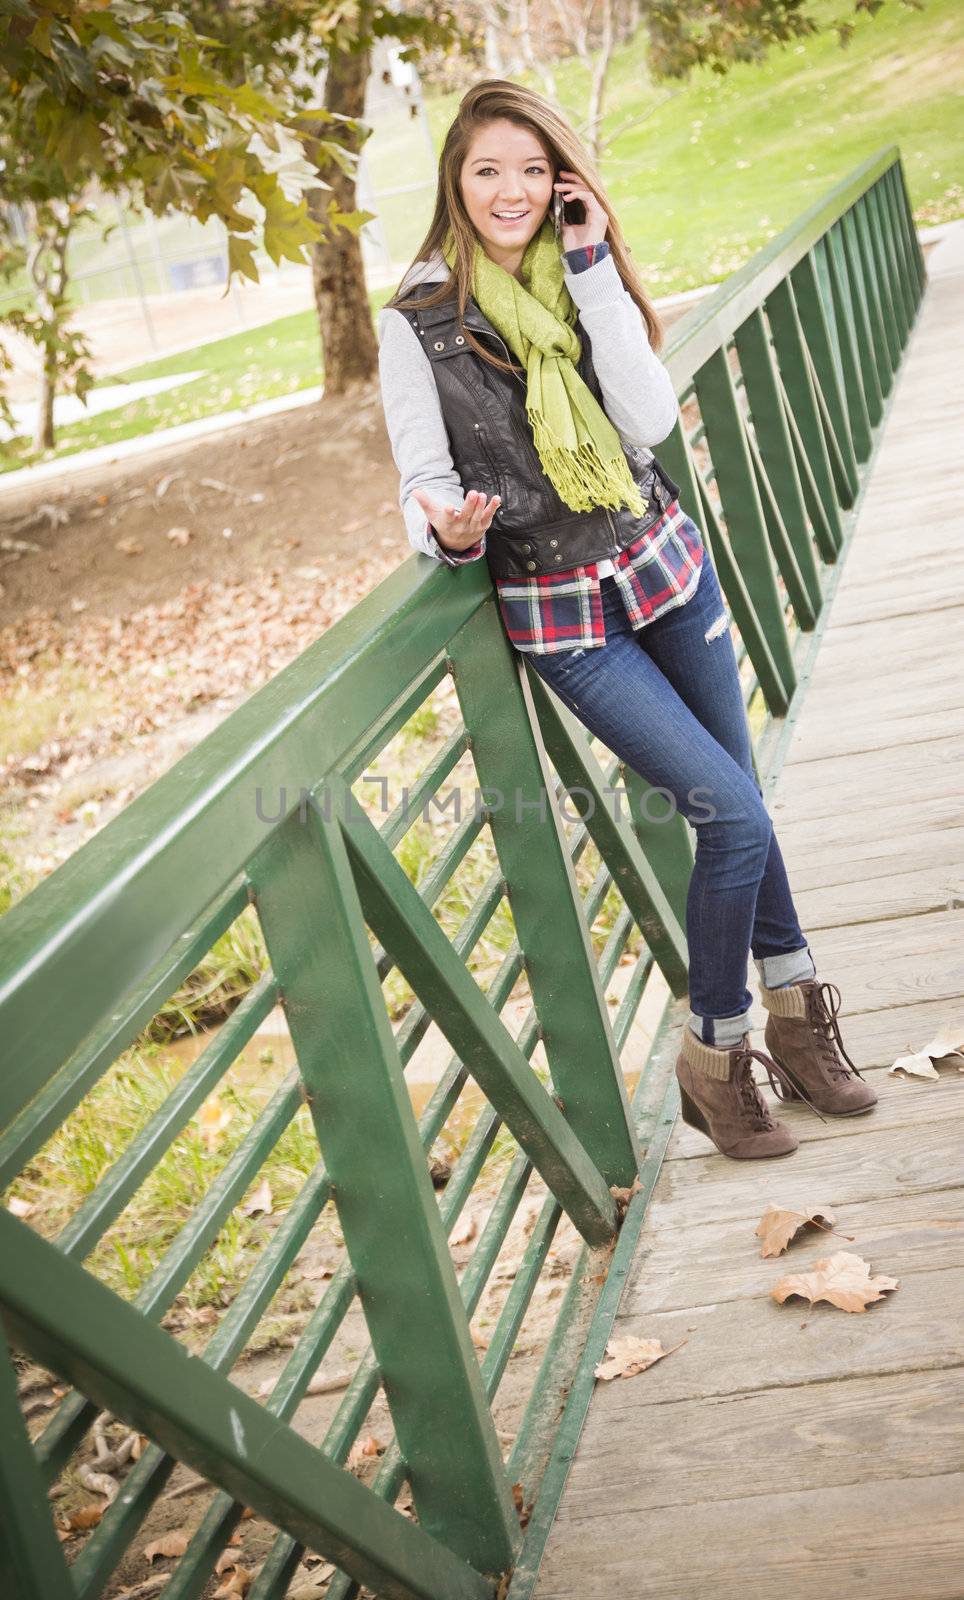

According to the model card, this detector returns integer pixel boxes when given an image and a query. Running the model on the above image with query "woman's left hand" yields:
[554,171,608,253]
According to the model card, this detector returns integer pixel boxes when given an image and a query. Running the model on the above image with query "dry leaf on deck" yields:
[770,1251,898,1313]
[594,1335,686,1381]
[755,1203,837,1257]
[240,1178,273,1218]
[920,1025,964,1070]
[144,1530,189,1562]
[889,1052,940,1080]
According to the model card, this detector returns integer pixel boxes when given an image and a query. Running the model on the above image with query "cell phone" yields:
[553,189,586,234]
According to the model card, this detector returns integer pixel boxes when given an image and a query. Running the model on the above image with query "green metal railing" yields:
[0,147,924,1600]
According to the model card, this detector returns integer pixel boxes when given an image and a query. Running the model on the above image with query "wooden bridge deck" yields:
[533,222,964,1599]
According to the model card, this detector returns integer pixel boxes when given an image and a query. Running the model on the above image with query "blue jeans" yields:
[521,549,810,1034]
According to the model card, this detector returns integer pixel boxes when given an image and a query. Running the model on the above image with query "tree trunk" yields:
[27,202,72,453]
[309,45,379,398]
[33,347,56,452]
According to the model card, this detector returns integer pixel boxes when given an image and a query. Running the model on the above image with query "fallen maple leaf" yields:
[755,1203,838,1258]
[594,1335,686,1381]
[144,1530,189,1562]
[240,1178,273,1218]
[770,1251,898,1313]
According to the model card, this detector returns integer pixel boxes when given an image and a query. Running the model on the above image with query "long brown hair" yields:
[386,78,663,371]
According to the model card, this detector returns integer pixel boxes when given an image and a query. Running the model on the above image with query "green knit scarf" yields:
[443,217,647,518]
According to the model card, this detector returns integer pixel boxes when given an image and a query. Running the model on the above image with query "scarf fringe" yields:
[531,418,649,518]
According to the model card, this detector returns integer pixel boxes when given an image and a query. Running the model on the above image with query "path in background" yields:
[532,222,964,1600]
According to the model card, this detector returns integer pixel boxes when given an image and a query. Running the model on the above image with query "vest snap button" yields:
[526,560,537,570]
[434,340,445,351]
[549,538,558,547]
[522,543,531,552]
[555,554,562,562]
[455,335,465,345]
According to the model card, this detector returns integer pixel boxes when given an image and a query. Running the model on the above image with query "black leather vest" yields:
[399,282,680,580]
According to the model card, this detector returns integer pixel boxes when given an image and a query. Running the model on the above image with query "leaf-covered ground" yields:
[0,386,408,905]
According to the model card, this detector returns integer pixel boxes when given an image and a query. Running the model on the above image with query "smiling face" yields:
[459,117,555,276]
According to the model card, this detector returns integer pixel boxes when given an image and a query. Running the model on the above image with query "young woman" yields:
[377,78,876,1159]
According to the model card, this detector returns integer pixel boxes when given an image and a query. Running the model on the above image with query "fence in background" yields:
[0,146,924,1600]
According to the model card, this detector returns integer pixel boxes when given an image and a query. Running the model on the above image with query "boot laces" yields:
[734,1042,827,1125]
[806,981,863,1081]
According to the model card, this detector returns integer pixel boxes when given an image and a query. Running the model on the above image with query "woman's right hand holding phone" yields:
[411,488,501,553]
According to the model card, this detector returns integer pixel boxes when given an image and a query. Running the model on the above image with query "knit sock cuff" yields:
[760,980,809,1019]
[680,1026,738,1080]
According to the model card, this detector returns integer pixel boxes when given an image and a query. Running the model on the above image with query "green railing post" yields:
[248,806,519,1577]
[0,1326,75,1600]
[735,309,824,618]
[824,223,876,451]
[764,278,844,552]
[895,156,926,293]
[871,176,911,346]
[790,250,860,502]
[843,203,892,404]
[448,607,641,1187]
[883,165,919,329]
[693,346,797,704]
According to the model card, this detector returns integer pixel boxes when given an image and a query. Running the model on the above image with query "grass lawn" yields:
[2,0,960,470]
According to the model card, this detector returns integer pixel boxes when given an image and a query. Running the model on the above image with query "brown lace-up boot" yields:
[675,1027,800,1159]
[761,978,877,1116]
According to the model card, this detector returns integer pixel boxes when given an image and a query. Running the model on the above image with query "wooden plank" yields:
[547,1368,964,1511]
[770,733,964,816]
[769,792,964,852]
[624,1188,964,1308]
[537,1474,964,1599]
[642,1122,963,1232]
[613,1264,964,1402]
[776,825,964,892]
[791,860,964,930]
